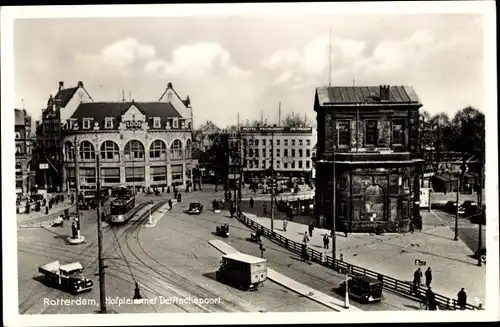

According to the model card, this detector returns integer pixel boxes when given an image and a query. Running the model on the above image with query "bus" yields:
[109,195,136,224]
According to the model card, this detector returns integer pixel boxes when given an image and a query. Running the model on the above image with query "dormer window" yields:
[154,117,161,128]
[172,118,178,128]
[83,119,91,129]
[105,118,113,129]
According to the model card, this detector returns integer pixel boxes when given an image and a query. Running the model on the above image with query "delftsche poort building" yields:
[314,85,425,233]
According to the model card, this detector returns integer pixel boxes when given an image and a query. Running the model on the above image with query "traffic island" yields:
[65,236,86,245]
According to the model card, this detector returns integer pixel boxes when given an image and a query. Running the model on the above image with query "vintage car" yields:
[38,261,93,294]
[187,201,203,215]
[336,275,384,303]
[216,223,230,237]
[474,248,486,264]
[445,201,466,215]
[216,252,267,291]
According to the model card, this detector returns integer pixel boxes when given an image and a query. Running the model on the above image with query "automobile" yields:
[187,201,203,214]
[336,275,384,303]
[38,261,93,294]
[445,201,465,215]
[215,252,267,291]
[473,248,486,264]
[462,200,480,215]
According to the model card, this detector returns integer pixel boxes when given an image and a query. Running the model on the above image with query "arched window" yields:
[79,141,95,160]
[170,139,183,160]
[64,141,74,161]
[124,140,145,161]
[185,139,191,159]
[100,141,120,161]
[150,140,167,160]
[364,184,385,221]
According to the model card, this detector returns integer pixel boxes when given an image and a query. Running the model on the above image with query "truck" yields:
[38,261,93,294]
[215,252,267,291]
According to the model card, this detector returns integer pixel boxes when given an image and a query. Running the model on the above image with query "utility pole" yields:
[454,174,459,241]
[271,127,275,232]
[96,153,107,313]
[332,157,336,261]
[74,135,80,220]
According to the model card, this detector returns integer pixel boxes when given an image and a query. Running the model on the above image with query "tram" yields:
[109,195,136,224]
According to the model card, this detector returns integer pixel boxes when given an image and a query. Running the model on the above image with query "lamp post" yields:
[74,135,80,229]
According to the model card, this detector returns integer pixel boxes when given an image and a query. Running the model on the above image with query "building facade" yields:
[33,81,93,192]
[15,109,34,196]
[240,125,315,183]
[193,120,222,151]
[314,85,424,233]
[61,83,194,192]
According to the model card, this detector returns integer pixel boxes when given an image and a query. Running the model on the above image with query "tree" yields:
[428,112,452,173]
[282,112,312,128]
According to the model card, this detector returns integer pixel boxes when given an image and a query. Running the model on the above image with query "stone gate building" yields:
[314,85,424,233]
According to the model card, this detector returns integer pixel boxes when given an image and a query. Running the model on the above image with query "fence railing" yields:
[237,213,483,311]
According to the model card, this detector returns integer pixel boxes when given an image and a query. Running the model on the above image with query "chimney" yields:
[380,85,390,101]
[59,81,64,91]
[77,81,84,88]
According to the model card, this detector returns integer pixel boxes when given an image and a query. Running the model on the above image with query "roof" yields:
[223,252,267,264]
[315,85,421,107]
[15,109,25,125]
[352,275,382,285]
[60,262,83,272]
[70,101,182,129]
[54,87,79,107]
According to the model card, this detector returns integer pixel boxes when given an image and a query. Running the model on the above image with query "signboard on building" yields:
[39,163,49,170]
[241,126,312,133]
[228,174,241,179]
[125,120,143,129]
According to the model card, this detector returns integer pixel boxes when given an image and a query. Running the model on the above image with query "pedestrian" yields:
[410,220,415,234]
[283,218,288,232]
[457,288,467,310]
[323,234,329,249]
[426,287,437,310]
[212,199,217,211]
[413,267,423,294]
[301,244,310,263]
[263,202,268,215]
[340,253,344,261]
[303,231,309,245]
[168,199,173,210]
[308,221,314,237]
[177,193,182,202]
[344,221,348,237]
[425,267,432,287]
[71,222,77,239]
[249,197,254,209]
[230,205,235,218]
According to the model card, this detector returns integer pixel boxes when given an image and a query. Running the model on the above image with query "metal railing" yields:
[237,213,483,311]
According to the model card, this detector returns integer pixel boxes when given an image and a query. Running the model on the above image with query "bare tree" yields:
[282,112,312,127]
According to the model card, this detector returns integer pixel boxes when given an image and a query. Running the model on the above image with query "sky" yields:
[13,12,485,129]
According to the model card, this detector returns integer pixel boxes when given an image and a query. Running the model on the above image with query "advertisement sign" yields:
[39,163,49,170]
[126,120,143,129]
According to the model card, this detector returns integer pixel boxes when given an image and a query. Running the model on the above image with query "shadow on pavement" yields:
[201,271,217,282]
[32,274,48,287]
[403,304,421,310]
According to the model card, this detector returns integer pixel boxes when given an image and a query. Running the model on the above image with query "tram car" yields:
[109,195,136,224]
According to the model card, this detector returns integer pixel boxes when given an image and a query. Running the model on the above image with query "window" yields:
[172,118,178,128]
[105,118,113,129]
[149,140,167,160]
[276,139,280,146]
[284,163,288,169]
[261,160,266,169]
[249,148,254,157]
[153,117,161,128]
[392,119,405,145]
[170,139,183,159]
[255,149,260,157]
[291,149,296,157]
[276,160,281,169]
[284,149,288,157]
[255,140,259,147]
[299,149,303,157]
[338,120,351,146]
[306,149,310,157]
[299,139,303,146]
[291,161,295,169]
[171,164,183,181]
[101,168,120,183]
[185,140,191,159]
[124,140,145,161]
[100,141,120,161]
[125,167,145,182]
[151,166,167,181]
[299,161,303,169]
[284,139,288,146]
[83,119,91,129]
[262,139,266,146]
[292,139,296,146]
[249,160,253,169]
[80,167,96,183]
[79,141,95,160]
[306,160,310,169]
[276,149,280,157]
[364,120,378,146]
[306,139,311,146]
[263,149,266,157]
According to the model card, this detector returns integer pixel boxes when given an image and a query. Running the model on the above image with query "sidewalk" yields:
[430,192,484,205]
[241,190,315,202]
[16,200,76,224]
[242,211,486,307]
[208,240,357,312]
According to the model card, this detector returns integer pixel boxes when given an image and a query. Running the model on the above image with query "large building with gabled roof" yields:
[314,84,425,233]
[61,82,194,192]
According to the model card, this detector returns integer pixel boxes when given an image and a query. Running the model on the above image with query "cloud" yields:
[100,38,156,66]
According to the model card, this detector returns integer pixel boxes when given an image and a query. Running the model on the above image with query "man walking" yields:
[323,234,329,249]
[249,197,254,209]
[413,267,423,294]
[425,267,432,287]
[308,221,314,237]
[71,222,77,239]
[303,231,310,245]
[457,288,467,310]
[283,218,288,232]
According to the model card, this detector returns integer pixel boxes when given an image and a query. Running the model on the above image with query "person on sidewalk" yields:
[426,287,437,310]
[249,197,254,209]
[301,244,310,264]
[71,222,77,239]
[308,221,314,237]
[425,267,432,287]
[323,234,329,249]
[303,231,310,245]
[457,288,467,310]
[283,218,288,232]
[229,205,236,218]
[413,267,423,294]
[343,221,348,237]
[168,199,173,210]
